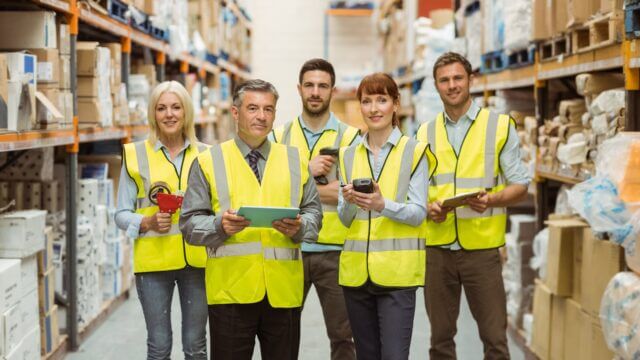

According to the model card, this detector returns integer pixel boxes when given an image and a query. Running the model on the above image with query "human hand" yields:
[428,201,451,223]
[273,215,302,237]
[309,155,335,177]
[142,211,172,233]
[466,191,491,213]
[221,209,251,236]
[351,182,385,212]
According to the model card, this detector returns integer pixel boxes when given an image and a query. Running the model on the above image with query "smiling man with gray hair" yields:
[180,79,323,359]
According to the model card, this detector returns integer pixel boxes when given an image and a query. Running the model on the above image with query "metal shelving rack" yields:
[0,0,252,357]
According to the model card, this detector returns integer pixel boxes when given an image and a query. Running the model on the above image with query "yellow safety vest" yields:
[416,108,510,250]
[338,135,428,287]
[123,140,209,273]
[197,139,309,308]
[272,117,359,245]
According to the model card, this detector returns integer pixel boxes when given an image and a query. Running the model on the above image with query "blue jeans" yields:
[136,266,208,360]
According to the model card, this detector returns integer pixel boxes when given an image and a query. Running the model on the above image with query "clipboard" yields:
[441,191,482,208]
[237,206,300,228]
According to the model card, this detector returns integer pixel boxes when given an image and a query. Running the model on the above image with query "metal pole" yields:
[535,80,548,231]
[66,1,80,350]
[156,51,166,83]
[122,37,131,99]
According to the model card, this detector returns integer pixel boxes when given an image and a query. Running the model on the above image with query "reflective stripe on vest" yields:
[338,135,427,288]
[276,117,358,245]
[124,140,208,273]
[198,139,306,308]
[418,109,509,250]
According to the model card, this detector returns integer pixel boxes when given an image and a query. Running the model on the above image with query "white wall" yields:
[245,0,380,125]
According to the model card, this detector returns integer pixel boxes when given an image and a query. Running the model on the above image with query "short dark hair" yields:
[299,58,336,87]
[432,52,473,79]
[232,79,279,107]
[356,73,400,127]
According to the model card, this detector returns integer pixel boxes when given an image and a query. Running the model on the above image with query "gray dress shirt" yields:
[179,137,323,249]
[337,127,428,227]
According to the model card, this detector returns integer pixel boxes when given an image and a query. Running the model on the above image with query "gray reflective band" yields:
[211,146,231,211]
[456,206,506,219]
[332,123,346,148]
[263,247,301,260]
[282,122,293,144]
[395,139,418,202]
[342,146,356,183]
[427,119,437,153]
[286,146,302,207]
[343,238,426,253]
[484,112,500,188]
[430,173,455,186]
[208,242,262,258]
[197,142,207,152]
[139,223,181,238]
[134,141,151,199]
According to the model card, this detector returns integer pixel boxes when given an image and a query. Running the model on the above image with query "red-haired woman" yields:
[337,73,431,359]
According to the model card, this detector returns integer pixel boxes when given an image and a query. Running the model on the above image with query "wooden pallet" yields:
[538,34,571,62]
[481,50,507,74]
[571,11,624,54]
[506,47,536,69]
[625,2,640,40]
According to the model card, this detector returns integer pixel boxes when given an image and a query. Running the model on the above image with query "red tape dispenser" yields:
[156,193,184,214]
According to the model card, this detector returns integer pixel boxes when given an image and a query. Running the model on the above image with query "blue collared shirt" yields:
[337,127,428,228]
[441,100,530,250]
[115,139,191,238]
[296,113,351,252]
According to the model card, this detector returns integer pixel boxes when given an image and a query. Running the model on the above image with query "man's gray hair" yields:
[232,79,279,107]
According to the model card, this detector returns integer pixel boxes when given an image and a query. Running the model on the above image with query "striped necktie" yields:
[247,149,261,182]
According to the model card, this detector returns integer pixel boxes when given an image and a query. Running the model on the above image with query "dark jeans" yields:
[135,266,208,360]
[343,283,417,360]
[425,247,509,360]
[303,251,356,360]
[208,296,301,360]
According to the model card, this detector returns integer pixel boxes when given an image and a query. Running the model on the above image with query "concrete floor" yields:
[66,286,524,359]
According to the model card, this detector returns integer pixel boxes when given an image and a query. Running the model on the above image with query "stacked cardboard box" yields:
[382,7,409,73]
[103,43,129,126]
[530,218,623,359]
[0,209,47,359]
[38,227,58,356]
[77,42,113,127]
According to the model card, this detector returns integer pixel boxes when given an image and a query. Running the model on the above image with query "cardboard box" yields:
[58,90,73,125]
[0,54,7,130]
[545,218,587,296]
[77,42,111,77]
[37,227,54,275]
[0,260,21,313]
[0,210,46,258]
[0,12,57,49]
[3,53,37,131]
[78,97,113,126]
[56,22,70,55]
[19,289,38,333]
[2,302,22,356]
[531,279,553,359]
[77,77,101,97]
[567,0,599,27]
[550,0,569,35]
[28,49,59,84]
[41,181,59,214]
[580,229,624,316]
[579,311,615,360]
[0,148,54,182]
[40,305,58,355]
[22,182,42,210]
[6,325,39,360]
[600,0,623,13]
[572,235,583,300]
[20,255,37,296]
[59,55,70,90]
[36,91,62,127]
[563,298,582,359]
[38,268,54,314]
[550,296,566,360]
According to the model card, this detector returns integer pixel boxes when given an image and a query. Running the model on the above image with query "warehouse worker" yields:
[416,52,530,359]
[270,58,359,360]
[338,73,429,359]
[115,81,208,360]
[179,79,323,360]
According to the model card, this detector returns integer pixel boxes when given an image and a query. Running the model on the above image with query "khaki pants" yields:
[303,251,356,360]
[425,247,510,360]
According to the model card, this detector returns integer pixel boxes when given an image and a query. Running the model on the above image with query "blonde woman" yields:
[115,81,209,360]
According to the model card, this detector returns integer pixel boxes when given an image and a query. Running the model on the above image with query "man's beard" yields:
[303,98,331,115]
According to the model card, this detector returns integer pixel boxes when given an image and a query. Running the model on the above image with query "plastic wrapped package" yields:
[413,78,445,123]
[530,228,549,280]
[600,272,640,358]
[503,0,532,52]
[590,89,626,116]
[169,0,189,54]
[557,141,588,165]
[554,185,574,215]
[413,22,455,73]
[451,37,467,57]
[465,8,482,70]
[482,0,504,53]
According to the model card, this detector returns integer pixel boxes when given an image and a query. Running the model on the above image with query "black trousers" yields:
[343,283,417,360]
[208,296,301,360]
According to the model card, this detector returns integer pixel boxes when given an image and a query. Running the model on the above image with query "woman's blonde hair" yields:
[147,81,198,147]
